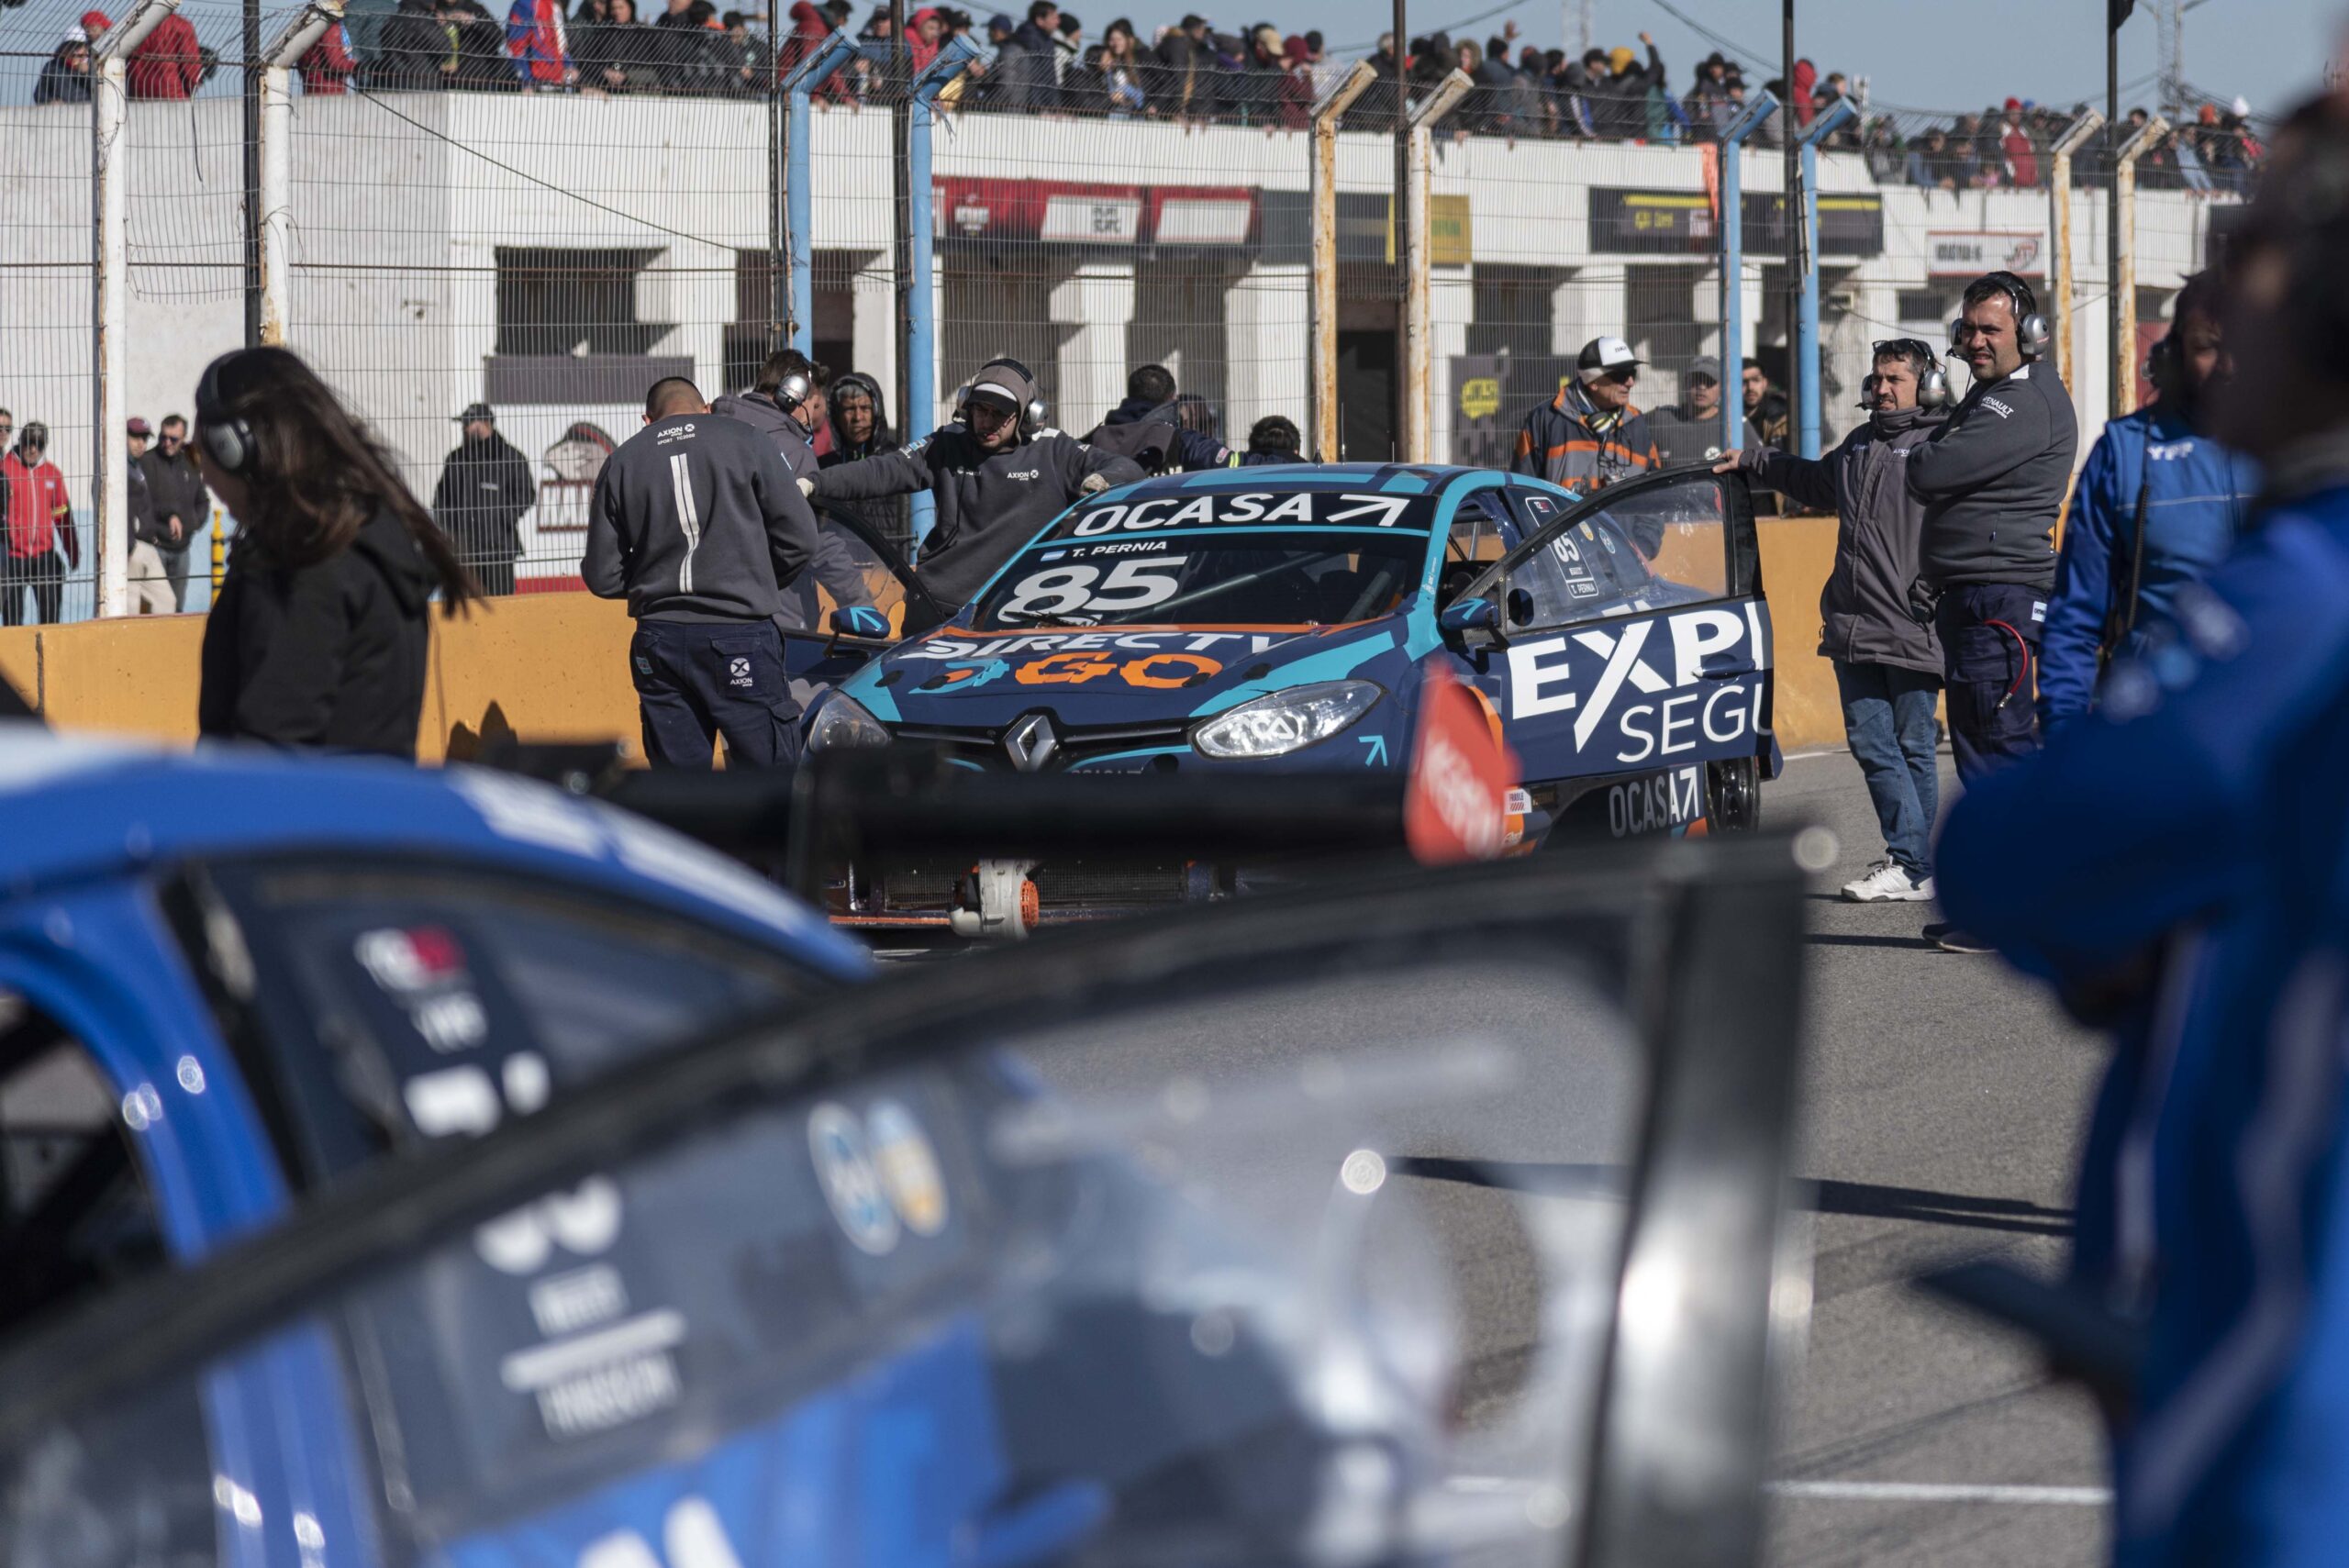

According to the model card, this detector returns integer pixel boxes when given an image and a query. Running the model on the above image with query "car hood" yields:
[840,618,1423,737]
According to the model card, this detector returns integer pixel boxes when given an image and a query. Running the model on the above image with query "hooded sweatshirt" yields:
[197,506,441,758]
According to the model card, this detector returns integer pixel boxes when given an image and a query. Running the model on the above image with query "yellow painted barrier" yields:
[0,519,1865,758]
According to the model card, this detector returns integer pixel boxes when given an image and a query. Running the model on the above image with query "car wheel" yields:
[1706,757,1761,833]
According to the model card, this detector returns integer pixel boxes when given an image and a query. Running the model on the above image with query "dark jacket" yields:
[651,9,730,95]
[818,372,907,543]
[573,17,653,90]
[1085,395,1231,473]
[34,55,93,105]
[430,430,537,567]
[363,0,451,88]
[1907,361,2078,593]
[709,390,873,629]
[1649,406,1759,468]
[810,426,1143,609]
[197,506,440,758]
[1509,381,1662,494]
[1742,405,1945,676]
[583,412,816,621]
[126,450,160,549]
[141,445,209,552]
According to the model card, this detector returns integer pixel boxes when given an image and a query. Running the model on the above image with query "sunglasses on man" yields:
[1600,367,1639,385]
[1872,338,1938,361]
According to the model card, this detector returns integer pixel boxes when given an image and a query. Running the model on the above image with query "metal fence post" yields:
[782,30,858,357]
[2048,109,2105,402]
[1794,96,1854,461]
[1401,70,1472,465]
[257,0,342,349]
[89,0,181,622]
[1308,62,1375,464]
[1717,92,1778,458]
[905,34,984,543]
[2110,114,2171,417]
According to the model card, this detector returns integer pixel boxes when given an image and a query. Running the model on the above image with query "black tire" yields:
[1706,756,1762,833]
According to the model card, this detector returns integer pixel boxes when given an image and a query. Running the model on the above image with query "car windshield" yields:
[974,530,1430,628]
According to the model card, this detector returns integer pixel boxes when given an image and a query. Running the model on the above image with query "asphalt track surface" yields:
[979,748,2110,1566]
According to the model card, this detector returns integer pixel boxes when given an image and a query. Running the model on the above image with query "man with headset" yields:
[712,349,873,632]
[1716,339,1950,903]
[1904,270,2078,949]
[806,357,1143,630]
[2035,270,2256,735]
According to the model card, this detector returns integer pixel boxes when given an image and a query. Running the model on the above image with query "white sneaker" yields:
[1841,861,1934,903]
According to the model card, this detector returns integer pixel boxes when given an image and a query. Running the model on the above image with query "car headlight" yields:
[806,693,892,751]
[1190,681,1383,760]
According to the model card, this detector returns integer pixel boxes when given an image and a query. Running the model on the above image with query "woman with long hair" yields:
[193,347,477,759]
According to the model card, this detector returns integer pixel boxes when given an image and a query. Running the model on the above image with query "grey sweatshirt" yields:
[1905,361,2078,592]
[708,390,873,628]
[584,413,817,621]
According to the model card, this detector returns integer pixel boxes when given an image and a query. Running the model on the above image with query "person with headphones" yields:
[1934,95,2349,1562]
[192,347,477,759]
[711,350,873,632]
[1902,269,2079,945]
[1715,339,1951,903]
[805,357,1144,630]
[2035,270,2257,736]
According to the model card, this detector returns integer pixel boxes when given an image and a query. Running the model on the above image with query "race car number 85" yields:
[1000,555,1186,618]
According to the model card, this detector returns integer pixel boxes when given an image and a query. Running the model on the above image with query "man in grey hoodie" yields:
[711,350,873,630]
[585,377,818,769]
[807,357,1143,629]
[1721,339,1949,903]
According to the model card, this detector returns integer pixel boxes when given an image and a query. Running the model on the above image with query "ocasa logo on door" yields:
[1504,606,1769,764]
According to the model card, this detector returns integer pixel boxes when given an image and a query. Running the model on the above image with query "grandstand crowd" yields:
[22,0,2266,190]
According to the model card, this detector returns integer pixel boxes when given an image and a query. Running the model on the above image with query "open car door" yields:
[778,504,954,699]
[0,839,1807,1568]
[1453,465,1773,833]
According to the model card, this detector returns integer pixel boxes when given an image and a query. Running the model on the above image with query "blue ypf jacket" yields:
[2037,403,2257,731]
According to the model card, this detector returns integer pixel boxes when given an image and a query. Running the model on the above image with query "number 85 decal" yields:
[999,555,1186,620]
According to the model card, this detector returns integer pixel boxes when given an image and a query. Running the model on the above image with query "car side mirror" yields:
[829,605,892,642]
[1439,595,1503,648]
[1506,586,1535,628]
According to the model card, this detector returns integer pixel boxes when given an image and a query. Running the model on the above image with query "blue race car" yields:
[799,462,1774,931]
[0,730,870,1347]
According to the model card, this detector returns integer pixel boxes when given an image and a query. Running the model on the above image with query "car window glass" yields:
[0,1006,164,1336]
[1439,493,1521,607]
[200,866,827,1184]
[1507,473,1734,629]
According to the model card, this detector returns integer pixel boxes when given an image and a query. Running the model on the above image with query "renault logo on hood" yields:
[1003,712,1060,773]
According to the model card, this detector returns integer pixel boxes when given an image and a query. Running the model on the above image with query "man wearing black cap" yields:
[430,402,536,597]
[1509,335,1663,513]
[807,356,1143,628]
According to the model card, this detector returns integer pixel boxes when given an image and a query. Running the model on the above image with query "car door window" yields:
[1438,490,1522,607]
[0,1005,165,1336]
[1497,473,1742,630]
[185,863,831,1186]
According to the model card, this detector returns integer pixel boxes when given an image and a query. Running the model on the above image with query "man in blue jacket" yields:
[2036,270,2257,734]
[1937,97,2349,1565]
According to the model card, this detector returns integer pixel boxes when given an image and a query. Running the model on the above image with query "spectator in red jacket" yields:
[2,424,78,627]
[299,22,356,92]
[128,8,206,97]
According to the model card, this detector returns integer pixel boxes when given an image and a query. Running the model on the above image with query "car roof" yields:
[1093,463,1512,505]
[0,727,870,980]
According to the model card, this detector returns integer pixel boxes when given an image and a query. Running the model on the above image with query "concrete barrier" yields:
[0,517,1859,758]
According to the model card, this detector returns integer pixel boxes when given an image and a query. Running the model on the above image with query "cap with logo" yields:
[1576,336,1642,384]
[1685,355,1722,384]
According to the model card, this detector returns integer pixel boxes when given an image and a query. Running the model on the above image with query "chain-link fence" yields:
[0,7,2259,621]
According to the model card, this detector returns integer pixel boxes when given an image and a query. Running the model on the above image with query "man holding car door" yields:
[1718,339,1949,903]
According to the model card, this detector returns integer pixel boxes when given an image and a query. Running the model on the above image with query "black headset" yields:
[1872,338,1953,410]
[773,369,814,413]
[952,359,1047,439]
[194,350,259,475]
[2146,333,2181,395]
[1951,270,2053,363]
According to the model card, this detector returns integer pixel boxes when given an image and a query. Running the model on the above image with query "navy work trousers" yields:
[629,618,803,771]
[1935,581,2045,784]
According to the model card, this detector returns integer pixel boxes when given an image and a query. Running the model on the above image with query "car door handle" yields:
[1698,668,1749,680]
